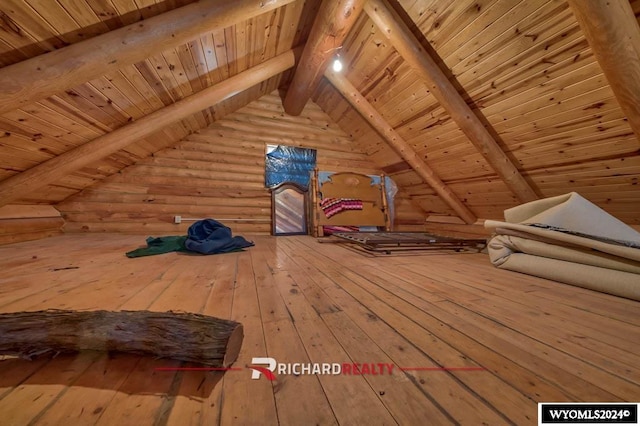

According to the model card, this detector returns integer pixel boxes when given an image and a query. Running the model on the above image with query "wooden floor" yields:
[0,234,638,425]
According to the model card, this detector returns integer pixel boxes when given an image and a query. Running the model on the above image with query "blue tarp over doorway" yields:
[265,145,317,188]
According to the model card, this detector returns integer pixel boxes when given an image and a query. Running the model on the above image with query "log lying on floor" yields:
[0,309,243,367]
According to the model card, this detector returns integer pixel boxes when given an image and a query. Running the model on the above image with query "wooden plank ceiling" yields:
[0,0,317,202]
[0,0,638,225]
[315,0,640,223]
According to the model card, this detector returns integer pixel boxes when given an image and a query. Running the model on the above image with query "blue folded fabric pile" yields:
[185,219,254,254]
[126,219,254,258]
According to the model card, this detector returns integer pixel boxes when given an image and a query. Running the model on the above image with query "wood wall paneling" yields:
[58,93,428,235]
[0,0,638,230]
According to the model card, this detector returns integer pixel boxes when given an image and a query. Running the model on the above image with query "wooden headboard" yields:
[310,170,391,237]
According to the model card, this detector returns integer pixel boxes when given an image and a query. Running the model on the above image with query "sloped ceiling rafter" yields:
[312,0,639,224]
[283,0,368,115]
[363,0,539,203]
[325,69,477,223]
[0,0,306,205]
[283,0,472,221]
[565,0,640,144]
[285,0,542,225]
[0,0,296,113]
[0,0,638,226]
[0,51,297,207]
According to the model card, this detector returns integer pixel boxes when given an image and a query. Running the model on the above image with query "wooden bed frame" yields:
[331,231,487,255]
[310,170,391,237]
[310,170,487,254]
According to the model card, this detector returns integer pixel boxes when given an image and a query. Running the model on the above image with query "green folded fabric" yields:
[125,236,189,258]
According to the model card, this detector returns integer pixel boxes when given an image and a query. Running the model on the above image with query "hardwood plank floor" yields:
[0,234,638,425]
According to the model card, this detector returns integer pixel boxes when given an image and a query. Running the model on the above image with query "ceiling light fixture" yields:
[325,37,343,73]
[332,56,343,72]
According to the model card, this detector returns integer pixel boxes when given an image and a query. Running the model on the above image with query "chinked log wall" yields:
[58,93,426,235]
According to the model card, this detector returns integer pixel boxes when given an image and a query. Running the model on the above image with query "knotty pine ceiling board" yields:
[308,0,637,220]
[1,0,637,221]
[0,0,312,204]
[316,2,497,176]
[317,0,634,189]
[312,80,397,164]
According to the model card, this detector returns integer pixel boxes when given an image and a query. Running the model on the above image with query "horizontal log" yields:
[228,112,348,138]
[157,149,265,167]
[16,187,79,204]
[240,104,344,130]
[0,310,243,367]
[64,222,270,235]
[213,120,355,148]
[123,165,266,184]
[184,134,266,151]
[177,141,269,159]
[178,135,375,171]
[0,217,65,235]
[191,130,360,156]
[68,215,250,226]
[394,212,427,223]
[61,212,179,224]
[65,191,271,208]
[61,204,270,219]
[425,215,467,225]
[110,174,268,190]
[147,186,270,200]
[138,157,266,176]
[423,223,492,238]
[394,224,427,232]
[0,204,62,220]
[0,230,62,246]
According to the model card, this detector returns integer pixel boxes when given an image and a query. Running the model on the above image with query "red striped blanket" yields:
[320,198,363,218]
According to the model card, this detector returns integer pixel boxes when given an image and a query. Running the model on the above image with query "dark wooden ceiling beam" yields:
[283,0,366,116]
[364,0,539,203]
[0,0,296,115]
[566,0,640,144]
[325,70,477,224]
[0,50,297,208]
